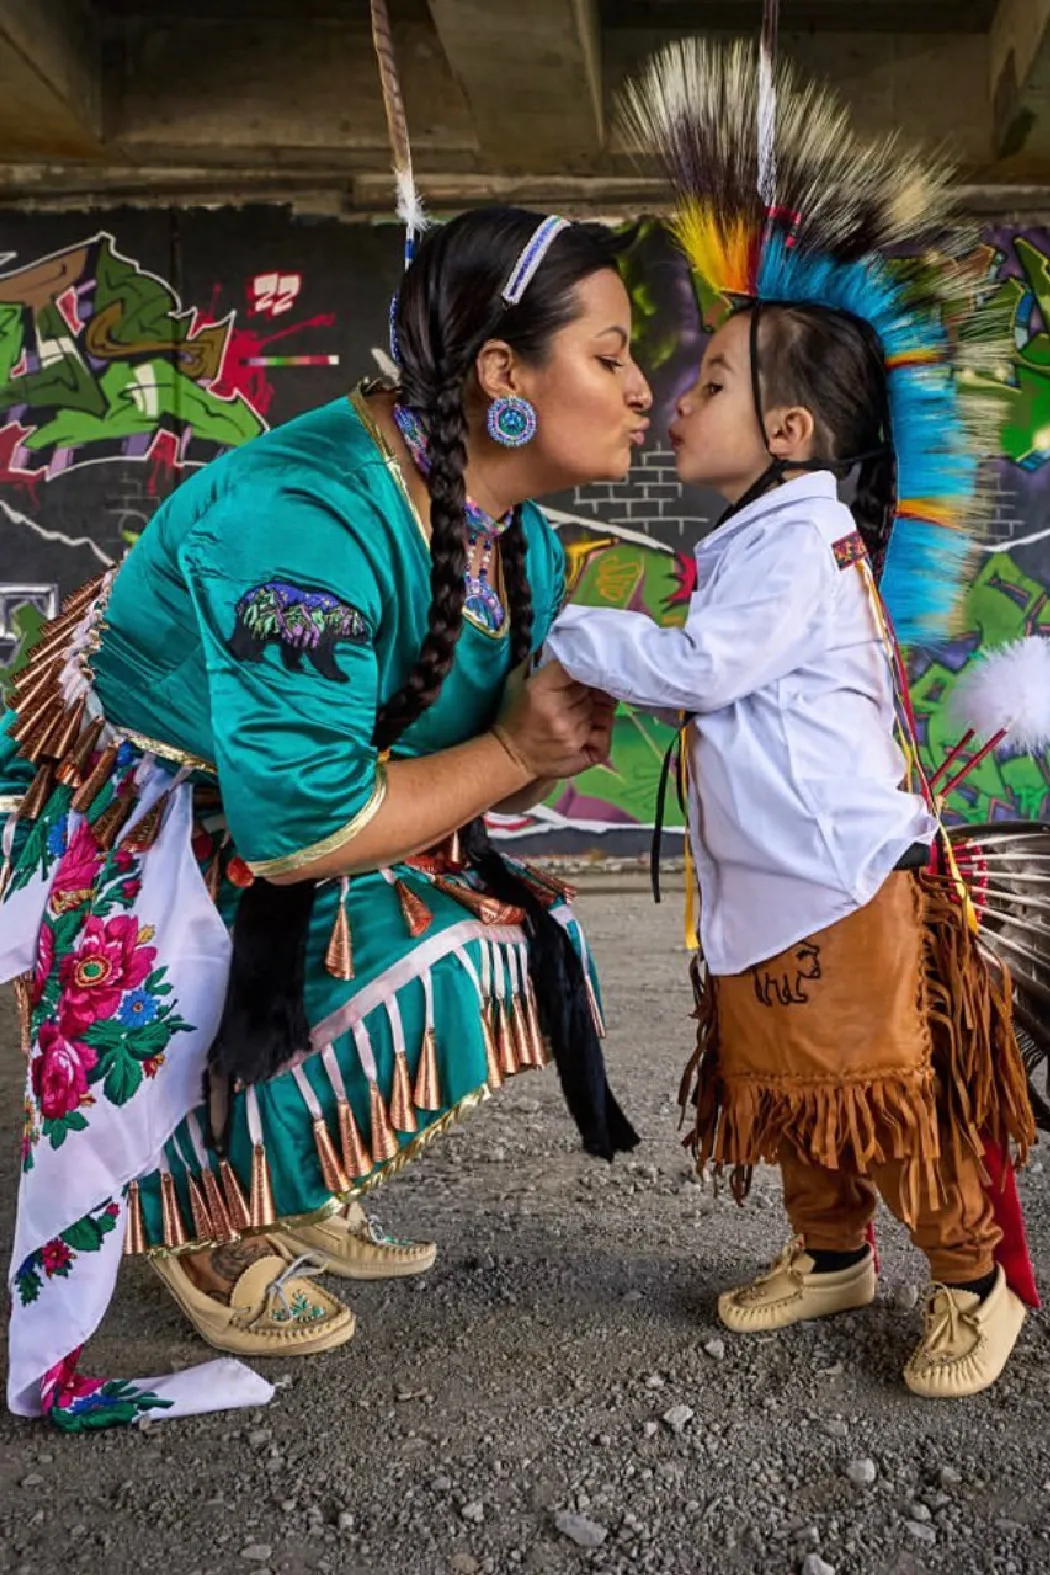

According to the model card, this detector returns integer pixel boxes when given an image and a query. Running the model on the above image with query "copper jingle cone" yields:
[205,851,223,902]
[160,1171,189,1248]
[11,655,62,708]
[481,1005,503,1089]
[430,875,526,926]
[525,985,551,1066]
[19,617,78,669]
[337,1098,373,1179]
[49,696,87,763]
[19,762,55,822]
[72,744,119,814]
[325,895,354,979]
[220,1160,251,1233]
[123,1180,148,1256]
[448,827,463,868]
[413,1026,442,1111]
[522,864,578,903]
[585,975,607,1038]
[11,703,63,762]
[495,1000,518,1078]
[10,683,62,746]
[186,1174,215,1241]
[55,755,83,790]
[249,1141,277,1229]
[70,716,106,776]
[369,1081,400,1162]
[389,1050,418,1133]
[313,1116,351,1193]
[92,792,135,851]
[395,877,433,938]
[122,797,165,854]
[510,995,536,1069]
[201,1167,236,1241]
[61,576,105,617]
[12,974,32,1057]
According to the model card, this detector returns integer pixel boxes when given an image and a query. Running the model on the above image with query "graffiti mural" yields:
[0,234,264,491]
[2,209,1050,846]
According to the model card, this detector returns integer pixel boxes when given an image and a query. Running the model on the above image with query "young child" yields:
[548,38,1035,1399]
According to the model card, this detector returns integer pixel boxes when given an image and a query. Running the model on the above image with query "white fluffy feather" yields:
[395,168,427,238]
[950,637,1050,754]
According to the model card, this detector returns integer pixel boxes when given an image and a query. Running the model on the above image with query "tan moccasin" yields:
[276,1202,437,1281]
[904,1267,1025,1399]
[718,1238,876,1333]
[152,1244,356,1357]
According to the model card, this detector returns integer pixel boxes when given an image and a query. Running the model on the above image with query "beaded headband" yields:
[501,216,571,306]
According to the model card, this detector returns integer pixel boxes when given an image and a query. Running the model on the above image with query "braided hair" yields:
[374,207,623,752]
[749,302,896,572]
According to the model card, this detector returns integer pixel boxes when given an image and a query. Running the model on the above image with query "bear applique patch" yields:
[227,580,371,684]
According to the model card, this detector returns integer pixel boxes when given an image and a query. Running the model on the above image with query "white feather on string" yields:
[756,43,776,208]
[950,637,1050,754]
[756,0,779,208]
[395,167,427,240]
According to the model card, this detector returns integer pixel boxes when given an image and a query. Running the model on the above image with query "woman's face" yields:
[481,269,652,493]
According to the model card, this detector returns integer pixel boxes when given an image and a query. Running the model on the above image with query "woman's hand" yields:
[493,660,599,780]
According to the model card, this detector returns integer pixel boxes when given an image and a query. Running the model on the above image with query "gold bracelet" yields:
[490,724,532,779]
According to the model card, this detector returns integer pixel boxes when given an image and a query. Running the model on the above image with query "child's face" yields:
[668,312,815,504]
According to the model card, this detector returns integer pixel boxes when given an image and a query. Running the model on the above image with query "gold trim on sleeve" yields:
[117,726,216,776]
[245,765,389,878]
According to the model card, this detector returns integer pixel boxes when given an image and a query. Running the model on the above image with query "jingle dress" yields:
[0,386,600,1428]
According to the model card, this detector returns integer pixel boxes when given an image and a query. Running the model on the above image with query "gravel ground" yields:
[0,882,1048,1575]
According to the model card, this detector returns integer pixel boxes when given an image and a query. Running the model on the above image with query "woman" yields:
[0,206,652,1428]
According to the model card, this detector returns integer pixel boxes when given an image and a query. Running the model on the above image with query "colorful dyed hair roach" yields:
[618,37,1006,645]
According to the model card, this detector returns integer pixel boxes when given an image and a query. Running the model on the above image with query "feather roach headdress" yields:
[618,36,1006,645]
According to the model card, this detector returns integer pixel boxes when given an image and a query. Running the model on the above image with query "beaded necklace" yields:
[392,404,510,634]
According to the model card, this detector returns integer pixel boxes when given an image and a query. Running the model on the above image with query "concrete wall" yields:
[1,207,1049,851]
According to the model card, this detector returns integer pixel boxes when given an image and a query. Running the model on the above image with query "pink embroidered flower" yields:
[112,848,135,873]
[58,914,156,1031]
[142,1055,165,1079]
[120,878,142,902]
[31,922,55,1007]
[49,822,103,915]
[40,1349,104,1413]
[41,1240,73,1277]
[31,1023,98,1120]
[104,1202,120,1219]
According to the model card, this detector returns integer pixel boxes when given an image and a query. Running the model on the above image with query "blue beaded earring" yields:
[487,394,537,448]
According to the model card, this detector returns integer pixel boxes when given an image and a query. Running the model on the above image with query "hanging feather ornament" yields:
[926,637,1050,801]
[946,819,1050,1135]
[370,0,427,364]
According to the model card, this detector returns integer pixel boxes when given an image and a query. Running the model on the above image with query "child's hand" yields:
[581,689,618,768]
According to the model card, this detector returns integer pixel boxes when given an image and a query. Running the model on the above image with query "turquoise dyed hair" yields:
[756,235,977,644]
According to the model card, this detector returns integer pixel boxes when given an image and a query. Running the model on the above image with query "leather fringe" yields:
[678,875,1035,1224]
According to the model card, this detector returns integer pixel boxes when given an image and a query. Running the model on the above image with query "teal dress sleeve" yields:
[179,479,389,877]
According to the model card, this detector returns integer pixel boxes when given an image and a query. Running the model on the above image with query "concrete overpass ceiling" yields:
[601,0,999,32]
[1,0,1049,209]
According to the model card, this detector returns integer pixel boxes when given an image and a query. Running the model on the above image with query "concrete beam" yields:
[0,0,103,158]
[990,0,1050,162]
[427,0,604,169]
[111,12,476,168]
